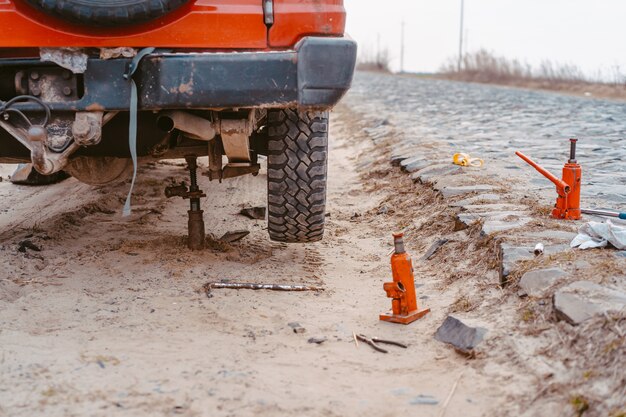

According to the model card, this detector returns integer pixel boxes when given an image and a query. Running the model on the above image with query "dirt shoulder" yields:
[0,114,508,416]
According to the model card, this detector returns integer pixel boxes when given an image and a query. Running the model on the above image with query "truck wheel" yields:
[266,109,328,243]
[24,0,189,27]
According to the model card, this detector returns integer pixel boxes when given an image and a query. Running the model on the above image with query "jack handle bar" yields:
[515,151,570,194]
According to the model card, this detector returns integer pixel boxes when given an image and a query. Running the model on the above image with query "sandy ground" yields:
[0,111,511,417]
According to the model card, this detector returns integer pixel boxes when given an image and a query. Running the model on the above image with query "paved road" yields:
[346,72,626,206]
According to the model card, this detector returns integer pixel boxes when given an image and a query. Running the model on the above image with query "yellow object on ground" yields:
[453,153,484,167]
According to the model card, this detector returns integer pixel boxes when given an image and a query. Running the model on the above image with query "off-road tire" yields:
[266,109,328,243]
[24,0,189,27]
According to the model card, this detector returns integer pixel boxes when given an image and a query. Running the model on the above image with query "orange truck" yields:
[0,0,356,243]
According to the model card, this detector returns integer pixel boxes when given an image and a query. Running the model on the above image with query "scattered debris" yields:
[421,238,449,261]
[307,336,327,344]
[218,230,250,243]
[18,239,41,253]
[434,316,487,354]
[204,282,323,298]
[533,243,544,256]
[239,206,266,220]
[288,322,306,334]
[518,268,567,298]
[409,395,439,405]
[355,334,408,354]
[452,152,483,167]
[553,281,626,325]
[438,372,463,417]
[570,220,626,250]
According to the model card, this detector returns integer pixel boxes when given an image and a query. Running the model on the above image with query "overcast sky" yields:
[344,0,626,78]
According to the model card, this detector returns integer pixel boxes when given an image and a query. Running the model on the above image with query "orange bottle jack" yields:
[516,138,582,220]
[380,233,430,325]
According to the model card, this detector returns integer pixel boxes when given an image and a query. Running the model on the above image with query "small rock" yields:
[288,322,306,334]
[377,205,389,215]
[307,336,327,344]
[518,268,567,298]
[439,185,495,198]
[18,240,41,253]
[434,316,487,354]
[239,206,266,220]
[409,395,439,406]
[421,239,449,261]
[553,281,626,325]
[615,251,626,258]
[219,230,250,243]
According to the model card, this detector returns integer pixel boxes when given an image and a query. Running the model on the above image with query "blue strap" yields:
[122,47,155,217]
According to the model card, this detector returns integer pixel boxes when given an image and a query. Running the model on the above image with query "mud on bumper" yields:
[1,36,357,111]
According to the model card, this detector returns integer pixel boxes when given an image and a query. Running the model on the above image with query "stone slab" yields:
[518,268,567,297]
[434,316,487,354]
[553,281,626,325]
[439,185,496,198]
[450,194,501,207]
[411,164,463,184]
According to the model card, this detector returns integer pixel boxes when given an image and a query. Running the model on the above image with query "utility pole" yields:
[376,32,381,68]
[400,20,405,73]
[458,0,465,72]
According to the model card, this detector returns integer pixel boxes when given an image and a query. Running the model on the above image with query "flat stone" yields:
[411,164,463,184]
[307,336,327,344]
[403,159,433,173]
[391,154,409,166]
[499,244,534,285]
[434,316,487,354]
[454,211,531,234]
[519,229,578,242]
[615,251,626,258]
[239,206,266,220]
[482,216,533,235]
[420,238,449,261]
[219,230,250,243]
[518,268,567,297]
[553,281,626,325]
[458,203,520,213]
[399,156,421,169]
[439,185,495,198]
[450,193,501,207]
[409,395,439,406]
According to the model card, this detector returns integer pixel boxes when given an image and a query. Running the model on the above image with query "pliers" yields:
[356,334,408,353]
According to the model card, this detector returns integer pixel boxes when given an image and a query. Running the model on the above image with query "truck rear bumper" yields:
[0,36,357,111]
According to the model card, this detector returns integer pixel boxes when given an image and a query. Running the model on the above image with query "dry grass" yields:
[356,46,392,73]
[438,49,626,100]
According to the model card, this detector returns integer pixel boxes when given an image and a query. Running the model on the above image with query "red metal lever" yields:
[515,151,570,194]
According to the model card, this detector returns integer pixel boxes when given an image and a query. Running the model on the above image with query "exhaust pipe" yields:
[157,111,217,141]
